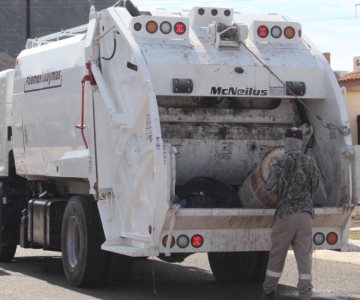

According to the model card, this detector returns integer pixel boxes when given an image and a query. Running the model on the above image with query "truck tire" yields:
[251,251,269,283]
[61,196,108,287]
[105,253,133,285]
[0,245,16,262]
[208,251,257,283]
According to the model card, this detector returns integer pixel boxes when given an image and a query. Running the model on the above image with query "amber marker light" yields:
[146,21,158,33]
[284,26,296,39]
[326,232,338,245]
[162,235,175,248]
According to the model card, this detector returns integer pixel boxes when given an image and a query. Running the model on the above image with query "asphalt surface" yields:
[0,244,360,300]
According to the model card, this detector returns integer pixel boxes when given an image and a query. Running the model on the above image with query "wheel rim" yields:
[66,216,80,268]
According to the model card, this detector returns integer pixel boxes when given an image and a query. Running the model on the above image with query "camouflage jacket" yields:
[266,150,320,218]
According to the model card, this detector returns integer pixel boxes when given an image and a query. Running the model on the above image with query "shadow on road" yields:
[0,254,357,300]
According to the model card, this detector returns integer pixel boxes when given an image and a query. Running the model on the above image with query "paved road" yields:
[0,244,360,300]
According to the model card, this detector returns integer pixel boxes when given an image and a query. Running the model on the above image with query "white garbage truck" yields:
[0,0,359,287]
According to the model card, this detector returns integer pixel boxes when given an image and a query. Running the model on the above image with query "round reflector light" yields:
[284,26,295,39]
[134,22,142,32]
[162,235,175,248]
[174,22,186,35]
[326,232,338,245]
[146,21,158,34]
[191,234,204,248]
[313,232,325,246]
[198,8,205,15]
[160,21,172,34]
[177,235,190,248]
[224,9,231,17]
[257,25,269,38]
[271,26,282,39]
[211,9,218,16]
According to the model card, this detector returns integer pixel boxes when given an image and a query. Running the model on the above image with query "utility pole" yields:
[356,3,360,19]
[26,0,31,39]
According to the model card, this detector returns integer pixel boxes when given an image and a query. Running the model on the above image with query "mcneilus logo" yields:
[210,87,268,96]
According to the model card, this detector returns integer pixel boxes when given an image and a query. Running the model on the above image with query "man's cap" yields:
[285,127,303,140]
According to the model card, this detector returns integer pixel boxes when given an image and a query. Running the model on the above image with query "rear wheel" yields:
[208,252,257,283]
[61,196,108,287]
[0,245,16,262]
[251,251,269,283]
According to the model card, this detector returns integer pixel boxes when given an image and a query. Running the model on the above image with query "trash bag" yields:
[176,177,241,208]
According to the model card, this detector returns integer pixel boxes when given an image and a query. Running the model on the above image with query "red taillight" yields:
[191,234,204,248]
[257,25,269,38]
[174,22,186,35]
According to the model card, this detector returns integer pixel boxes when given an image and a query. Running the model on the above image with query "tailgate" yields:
[160,206,354,253]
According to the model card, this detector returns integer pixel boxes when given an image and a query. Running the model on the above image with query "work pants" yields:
[263,212,313,300]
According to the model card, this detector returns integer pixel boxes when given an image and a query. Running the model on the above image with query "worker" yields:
[263,127,320,300]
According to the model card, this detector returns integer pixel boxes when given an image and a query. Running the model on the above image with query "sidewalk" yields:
[349,227,360,240]
[309,239,360,265]
[287,240,360,264]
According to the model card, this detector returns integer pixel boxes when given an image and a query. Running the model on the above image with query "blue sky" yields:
[134,0,360,71]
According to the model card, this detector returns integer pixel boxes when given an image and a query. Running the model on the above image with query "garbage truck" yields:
[0,0,359,287]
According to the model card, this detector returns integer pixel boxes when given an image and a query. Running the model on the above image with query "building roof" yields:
[338,70,360,85]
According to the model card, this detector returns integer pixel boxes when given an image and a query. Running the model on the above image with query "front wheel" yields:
[208,252,257,283]
[61,196,108,287]
[0,245,16,262]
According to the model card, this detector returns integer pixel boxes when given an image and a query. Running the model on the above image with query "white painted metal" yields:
[0,69,14,177]
[4,3,357,257]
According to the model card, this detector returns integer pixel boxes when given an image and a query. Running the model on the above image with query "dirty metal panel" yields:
[158,96,300,185]
[161,207,352,231]
[158,100,297,124]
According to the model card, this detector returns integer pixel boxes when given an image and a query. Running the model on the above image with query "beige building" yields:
[339,55,360,145]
